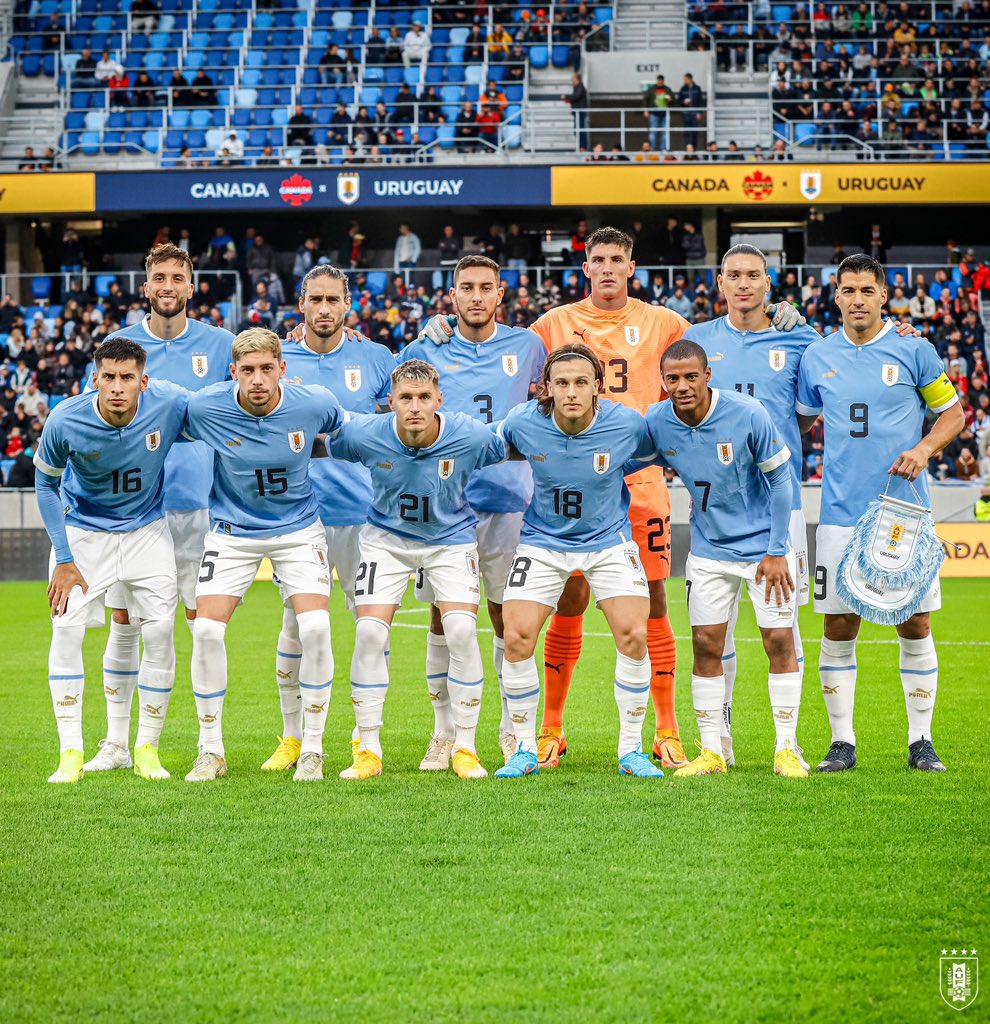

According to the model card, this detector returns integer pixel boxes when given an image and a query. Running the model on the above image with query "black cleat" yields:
[815,740,857,773]
[908,738,946,772]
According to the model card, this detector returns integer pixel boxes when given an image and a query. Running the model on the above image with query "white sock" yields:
[768,671,802,753]
[721,601,739,737]
[819,636,857,745]
[49,625,86,752]
[135,618,175,748]
[792,618,805,684]
[442,610,484,755]
[899,634,938,745]
[614,650,650,757]
[275,606,303,740]
[184,615,196,636]
[191,617,228,757]
[425,630,453,737]
[501,656,539,753]
[493,635,512,735]
[350,616,390,758]
[103,619,140,748]
[691,674,724,756]
[296,609,334,756]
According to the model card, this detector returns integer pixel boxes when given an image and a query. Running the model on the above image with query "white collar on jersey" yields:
[91,390,142,427]
[724,314,772,336]
[453,322,498,345]
[231,380,285,417]
[550,404,601,436]
[393,410,446,449]
[301,334,345,357]
[141,313,189,342]
[839,317,895,348]
[672,387,720,428]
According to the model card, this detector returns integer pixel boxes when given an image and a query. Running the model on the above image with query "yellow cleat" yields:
[134,744,170,780]
[653,728,689,769]
[48,748,84,784]
[452,749,488,779]
[260,735,301,772]
[774,744,810,779]
[349,735,360,760]
[339,749,382,780]
[537,727,567,769]
[673,745,727,778]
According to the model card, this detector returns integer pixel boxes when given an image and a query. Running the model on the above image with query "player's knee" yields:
[692,628,724,668]
[279,605,300,643]
[295,608,330,643]
[354,616,390,658]
[762,628,795,665]
[440,610,477,653]
[503,627,537,662]
[613,622,647,659]
[140,618,175,665]
[193,616,227,648]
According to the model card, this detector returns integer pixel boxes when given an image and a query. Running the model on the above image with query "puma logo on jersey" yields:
[572,330,587,341]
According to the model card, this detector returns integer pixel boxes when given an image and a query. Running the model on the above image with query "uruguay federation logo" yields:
[192,354,209,378]
[344,365,362,392]
[882,362,900,386]
[799,170,822,200]
[716,441,734,465]
[288,430,306,453]
[769,348,786,372]
[438,458,455,479]
[337,172,360,206]
[145,430,161,451]
[940,951,978,1011]
[593,451,611,474]
[623,325,640,346]
[502,353,518,376]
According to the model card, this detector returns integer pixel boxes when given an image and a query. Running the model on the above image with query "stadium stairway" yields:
[524,65,582,152]
[613,0,684,49]
[0,73,60,164]
[712,69,771,150]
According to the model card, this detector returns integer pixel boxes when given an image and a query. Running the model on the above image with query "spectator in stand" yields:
[681,221,707,271]
[364,27,386,66]
[168,69,193,107]
[130,0,161,34]
[910,285,936,325]
[455,102,478,151]
[887,285,911,319]
[562,271,585,303]
[394,223,421,274]
[488,23,514,62]
[465,24,487,63]
[74,48,98,88]
[562,72,589,151]
[659,216,684,266]
[4,445,36,487]
[665,285,694,320]
[643,74,674,151]
[536,275,561,310]
[95,50,121,84]
[189,68,216,106]
[402,21,431,73]
[319,42,347,84]
[107,66,131,108]
[384,26,404,64]
[475,103,502,147]
[504,223,530,271]
[247,281,278,330]
[215,130,244,162]
[132,70,158,107]
[677,72,705,148]
[245,233,277,290]
[648,272,666,305]
[287,105,314,149]
[569,218,589,267]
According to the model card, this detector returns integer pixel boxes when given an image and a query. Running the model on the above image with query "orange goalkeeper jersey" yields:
[530,296,690,413]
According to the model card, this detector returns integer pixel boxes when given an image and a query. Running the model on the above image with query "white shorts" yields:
[415,511,523,606]
[814,523,941,616]
[196,521,330,601]
[790,507,810,607]
[51,519,178,629]
[501,541,649,608]
[686,550,797,630]
[275,523,363,609]
[354,524,481,608]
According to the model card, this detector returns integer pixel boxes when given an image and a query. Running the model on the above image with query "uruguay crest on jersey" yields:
[438,457,455,479]
[192,354,209,378]
[145,429,161,451]
[716,441,734,465]
[882,362,900,386]
[769,348,786,372]
[502,353,518,376]
[623,326,640,346]
[344,365,362,392]
[593,450,611,474]
[288,430,306,453]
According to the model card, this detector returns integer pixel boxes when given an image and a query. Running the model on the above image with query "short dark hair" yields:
[145,242,194,279]
[661,339,708,370]
[300,263,350,302]
[585,226,633,258]
[836,253,886,286]
[537,343,604,416]
[452,254,501,285]
[95,337,147,370]
[719,243,768,276]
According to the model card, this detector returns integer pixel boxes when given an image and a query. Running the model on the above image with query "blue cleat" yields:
[494,749,539,778]
[618,750,665,778]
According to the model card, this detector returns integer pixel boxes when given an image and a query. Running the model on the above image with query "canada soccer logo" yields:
[279,173,313,207]
[742,170,774,201]
[288,430,306,453]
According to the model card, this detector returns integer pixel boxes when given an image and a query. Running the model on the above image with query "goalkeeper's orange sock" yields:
[648,615,678,734]
[541,613,584,730]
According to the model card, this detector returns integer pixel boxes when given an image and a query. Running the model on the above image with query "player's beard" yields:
[149,292,188,319]
[454,300,495,330]
[306,313,344,340]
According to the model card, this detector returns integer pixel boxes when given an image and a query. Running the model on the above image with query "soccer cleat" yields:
[774,743,809,779]
[618,750,665,778]
[494,749,539,778]
[652,728,689,769]
[134,743,170,780]
[815,740,857,773]
[48,749,84,784]
[537,727,567,769]
[907,738,947,772]
[260,735,301,772]
[350,735,360,759]
[293,751,324,782]
[418,733,454,772]
[83,739,132,772]
[452,749,488,779]
[499,731,518,764]
[339,749,382,780]
[184,750,228,782]
[673,745,727,778]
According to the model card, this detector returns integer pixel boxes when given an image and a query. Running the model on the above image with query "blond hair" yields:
[232,327,282,364]
[391,358,440,390]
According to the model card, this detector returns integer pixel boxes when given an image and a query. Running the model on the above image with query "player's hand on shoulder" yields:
[419,314,457,346]
[48,562,88,618]
[285,322,306,344]
[343,325,371,343]
[890,318,923,338]
[755,554,793,607]
[889,444,928,480]
[765,302,807,332]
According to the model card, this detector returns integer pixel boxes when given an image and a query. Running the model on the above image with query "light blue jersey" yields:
[644,389,792,562]
[107,316,235,513]
[399,324,545,513]
[283,337,393,526]
[684,316,820,510]
[184,381,347,538]
[796,321,958,527]
[328,411,506,545]
[34,380,190,537]
[498,399,653,552]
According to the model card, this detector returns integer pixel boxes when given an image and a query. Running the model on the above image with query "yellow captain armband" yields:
[919,372,959,413]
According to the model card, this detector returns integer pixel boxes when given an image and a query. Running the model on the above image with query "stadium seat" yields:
[141,129,161,152]
[501,269,520,289]
[94,274,117,298]
[502,123,522,148]
[528,46,549,69]
[31,277,52,301]
[190,109,212,128]
[365,271,388,295]
[84,110,106,131]
[437,123,456,148]
[551,46,571,68]
[794,122,816,146]
[205,127,225,151]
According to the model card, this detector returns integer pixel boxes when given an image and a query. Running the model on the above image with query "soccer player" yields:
[85,243,235,774]
[34,338,189,782]
[327,360,507,781]
[181,328,347,782]
[644,340,805,778]
[494,343,664,780]
[399,254,545,769]
[796,254,963,773]
[262,264,394,774]
[684,244,822,767]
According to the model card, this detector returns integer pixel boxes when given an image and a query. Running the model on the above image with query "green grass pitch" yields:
[1,577,987,1023]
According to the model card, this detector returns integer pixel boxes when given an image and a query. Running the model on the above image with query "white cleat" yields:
[83,739,133,772]
[418,733,454,771]
[184,750,228,782]
[293,751,324,782]
[499,731,518,764]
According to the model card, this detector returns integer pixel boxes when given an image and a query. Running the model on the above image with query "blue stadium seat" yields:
[437,123,456,148]
[501,269,520,289]
[171,108,191,127]
[190,108,212,128]
[365,271,388,295]
[529,45,549,69]
[551,46,571,68]
[141,129,161,152]
[794,122,816,146]
[31,277,53,301]
[94,274,117,298]
[81,131,101,155]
